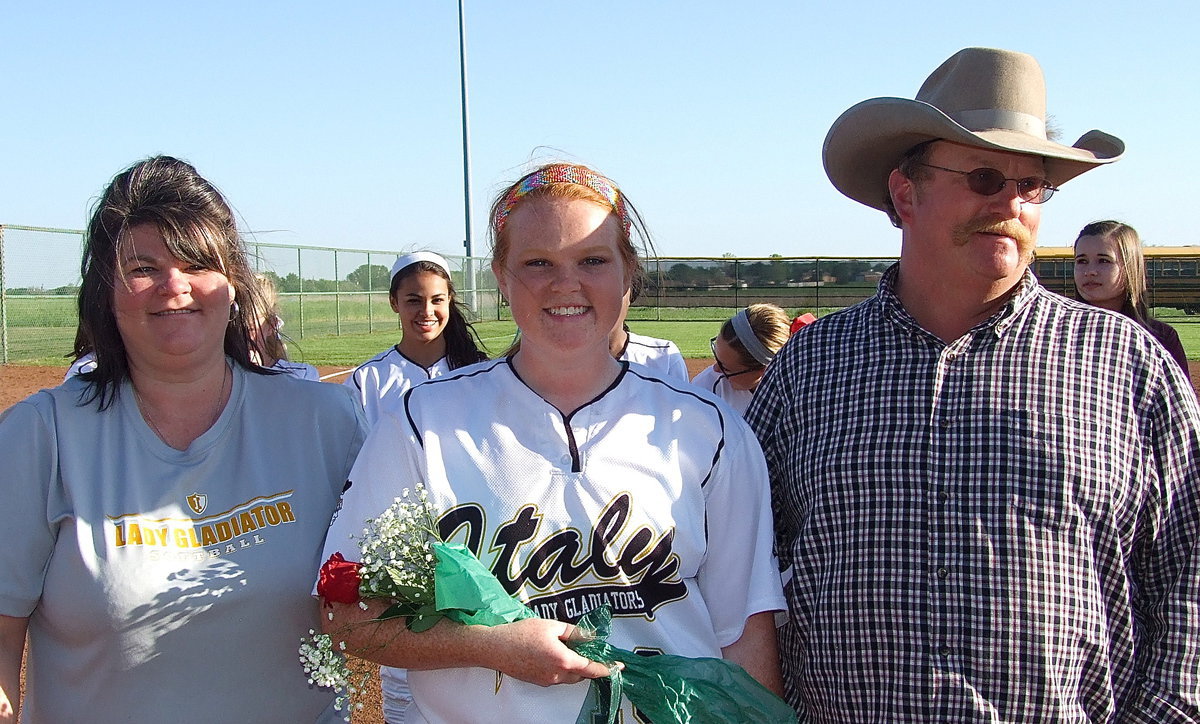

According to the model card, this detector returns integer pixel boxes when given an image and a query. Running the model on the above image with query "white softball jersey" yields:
[691,363,755,416]
[63,353,98,381]
[343,345,457,719]
[323,357,784,724]
[343,346,451,425]
[616,331,688,382]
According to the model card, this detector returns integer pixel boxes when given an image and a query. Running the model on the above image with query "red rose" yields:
[318,552,363,606]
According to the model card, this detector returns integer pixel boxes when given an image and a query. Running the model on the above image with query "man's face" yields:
[893,141,1044,288]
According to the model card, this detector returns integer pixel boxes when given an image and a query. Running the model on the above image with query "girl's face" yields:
[711,334,765,391]
[1074,234,1127,311]
[493,197,629,360]
[391,270,451,344]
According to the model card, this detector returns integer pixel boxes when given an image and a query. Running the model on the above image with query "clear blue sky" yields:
[4,1,1197,260]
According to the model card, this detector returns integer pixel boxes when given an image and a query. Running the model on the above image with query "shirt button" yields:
[560,455,572,466]
[937,490,951,502]
[937,645,952,657]
[939,417,952,429]
[936,567,949,579]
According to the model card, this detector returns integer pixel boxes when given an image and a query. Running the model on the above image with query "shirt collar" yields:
[876,263,1041,340]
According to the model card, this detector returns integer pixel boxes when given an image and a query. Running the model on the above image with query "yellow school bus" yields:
[1033,246,1200,314]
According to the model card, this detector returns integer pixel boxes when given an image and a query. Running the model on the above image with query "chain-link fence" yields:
[0,225,498,364]
[627,257,894,322]
[5,224,1199,364]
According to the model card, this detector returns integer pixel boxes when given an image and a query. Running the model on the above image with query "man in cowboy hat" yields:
[747,47,1200,721]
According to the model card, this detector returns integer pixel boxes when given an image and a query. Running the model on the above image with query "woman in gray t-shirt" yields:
[0,156,366,722]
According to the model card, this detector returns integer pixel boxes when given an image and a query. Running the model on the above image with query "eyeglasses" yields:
[710,336,760,379]
[917,163,1058,204]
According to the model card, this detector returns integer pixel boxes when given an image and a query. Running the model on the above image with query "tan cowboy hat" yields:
[823,47,1125,212]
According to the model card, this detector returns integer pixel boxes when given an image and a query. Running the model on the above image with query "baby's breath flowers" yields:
[300,485,441,719]
[298,628,362,719]
[356,486,444,630]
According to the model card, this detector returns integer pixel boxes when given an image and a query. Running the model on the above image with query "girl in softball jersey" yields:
[342,252,487,720]
[343,252,488,425]
[247,273,321,380]
[692,303,794,416]
[320,162,785,723]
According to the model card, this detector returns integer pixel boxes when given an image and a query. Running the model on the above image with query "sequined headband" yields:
[495,164,631,235]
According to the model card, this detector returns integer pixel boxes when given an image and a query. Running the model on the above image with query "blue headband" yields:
[731,309,775,366]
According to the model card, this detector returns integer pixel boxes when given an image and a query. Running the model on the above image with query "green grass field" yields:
[287,319,718,367]
[5,294,1200,366]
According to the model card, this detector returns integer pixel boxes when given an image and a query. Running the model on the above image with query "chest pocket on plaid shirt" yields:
[994,408,1113,530]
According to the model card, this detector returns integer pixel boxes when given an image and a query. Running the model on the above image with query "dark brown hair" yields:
[75,156,270,408]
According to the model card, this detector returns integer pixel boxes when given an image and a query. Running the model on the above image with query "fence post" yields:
[0,225,7,364]
[297,247,305,339]
[815,258,821,314]
[734,259,741,313]
[367,251,374,333]
[655,257,662,322]
[334,249,341,336]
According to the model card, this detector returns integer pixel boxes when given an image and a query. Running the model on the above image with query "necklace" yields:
[133,363,230,447]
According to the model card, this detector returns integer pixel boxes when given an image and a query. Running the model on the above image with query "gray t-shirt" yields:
[0,365,366,722]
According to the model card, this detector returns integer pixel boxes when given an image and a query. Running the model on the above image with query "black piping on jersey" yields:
[400,357,729,485]
[624,366,729,557]
[616,325,676,358]
[349,345,444,391]
[624,365,727,489]
[402,358,508,447]
[507,358,628,473]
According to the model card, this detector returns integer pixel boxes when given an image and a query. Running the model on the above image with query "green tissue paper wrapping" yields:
[429,542,796,724]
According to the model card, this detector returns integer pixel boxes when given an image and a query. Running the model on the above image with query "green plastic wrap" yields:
[433,542,536,626]
[428,542,796,724]
[568,606,795,724]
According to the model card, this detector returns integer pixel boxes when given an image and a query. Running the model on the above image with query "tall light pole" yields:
[458,0,477,312]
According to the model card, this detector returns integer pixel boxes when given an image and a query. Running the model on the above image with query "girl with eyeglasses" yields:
[693,303,795,416]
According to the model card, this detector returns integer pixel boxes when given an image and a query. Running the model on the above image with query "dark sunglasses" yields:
[918,163,1058,204]
[710,336,760,379]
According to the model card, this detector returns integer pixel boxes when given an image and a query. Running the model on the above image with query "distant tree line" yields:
[650,258,893,290]
[259,264,392,294]
[4,285,81,295]
[5,259,895,297]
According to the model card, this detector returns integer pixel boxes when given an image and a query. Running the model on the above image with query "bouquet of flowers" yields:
[300,486,795,723]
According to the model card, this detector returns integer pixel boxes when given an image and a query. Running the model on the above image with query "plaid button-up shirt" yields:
[747,264,1200,722]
